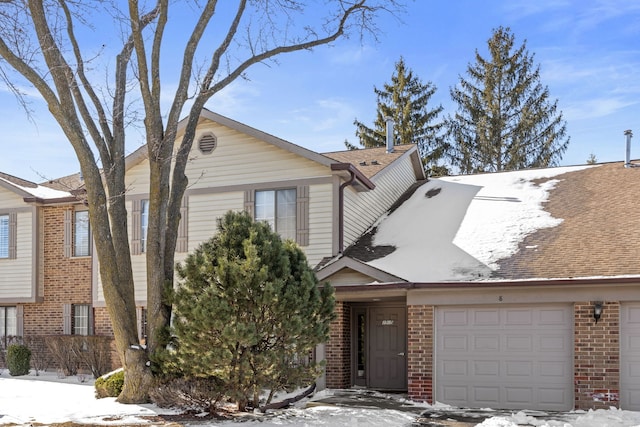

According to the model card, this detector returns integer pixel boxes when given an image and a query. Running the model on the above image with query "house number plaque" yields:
[381,320,394,326]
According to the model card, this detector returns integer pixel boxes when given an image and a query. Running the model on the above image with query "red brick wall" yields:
[325,301,351,388]
[407,304,433,402]
[22,206,92,337]
[574,301,620,410]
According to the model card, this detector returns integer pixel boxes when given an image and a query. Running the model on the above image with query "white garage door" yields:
[621,303,640,410]
[436,305,573,411]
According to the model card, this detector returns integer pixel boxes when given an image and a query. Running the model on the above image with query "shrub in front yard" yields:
[7,344,31,376]
[95,369,124,398]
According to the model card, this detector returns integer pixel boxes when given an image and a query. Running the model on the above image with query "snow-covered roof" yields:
[0,173,73,201]
[333,162,640,283]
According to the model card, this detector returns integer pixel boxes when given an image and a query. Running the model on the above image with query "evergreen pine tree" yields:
[167,211,335,410]
[351,57,447,175]
[447,26,569,174]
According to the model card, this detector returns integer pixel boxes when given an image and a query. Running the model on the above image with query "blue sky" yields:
[1,0,639,183]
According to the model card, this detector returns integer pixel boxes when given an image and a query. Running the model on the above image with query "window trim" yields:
[246,185,309,246]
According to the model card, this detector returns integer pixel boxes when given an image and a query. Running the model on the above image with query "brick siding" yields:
[574,301,620,409]
[325,301,350,388]
[407,305,433,403]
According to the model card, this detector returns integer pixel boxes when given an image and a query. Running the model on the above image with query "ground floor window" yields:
[0,306,17,347]
[73,304,91,336]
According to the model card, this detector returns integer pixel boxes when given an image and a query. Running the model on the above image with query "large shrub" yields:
[161,211,335,410]
[7,344,31,376]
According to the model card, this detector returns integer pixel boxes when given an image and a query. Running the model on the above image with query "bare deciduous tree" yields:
[0,0,402,402]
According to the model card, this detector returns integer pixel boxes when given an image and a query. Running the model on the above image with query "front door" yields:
[368,306,407,390]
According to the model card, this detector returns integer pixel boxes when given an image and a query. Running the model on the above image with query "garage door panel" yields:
[474,335,500,351]
[436,305,573,411]
[505,335,533,351]
[443,335,468,351]
[474,386,500,405]
[474,310,500,325]
[505,360,532,377]
[621,303,640,410]
[505,309,533,325]
[475,360,500,376]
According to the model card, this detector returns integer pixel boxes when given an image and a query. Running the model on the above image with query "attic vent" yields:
[198,133,217,154]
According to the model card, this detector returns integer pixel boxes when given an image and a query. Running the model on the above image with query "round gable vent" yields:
[198,133,217,154]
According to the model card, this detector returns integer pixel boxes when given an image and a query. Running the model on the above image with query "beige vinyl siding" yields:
[324,269,374,287]
[0,211,34,300]
[304,183,333,266]
[188,191,244,251]
[342,158,416,248]
[0,189,24,209]
[183,124,331,188]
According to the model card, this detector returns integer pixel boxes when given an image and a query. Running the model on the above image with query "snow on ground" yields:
[2,371,640,426]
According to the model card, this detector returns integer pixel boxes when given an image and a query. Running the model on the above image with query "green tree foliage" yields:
[447,26,569,174]
[166,211,335,410]
[351,57,447,175]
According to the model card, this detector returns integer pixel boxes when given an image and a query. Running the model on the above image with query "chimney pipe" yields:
[625,129,633,167]
[385,117,395,153]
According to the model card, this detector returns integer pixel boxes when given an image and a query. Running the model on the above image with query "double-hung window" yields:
[0,306,17,347]
[255,189,296,241]
[73,304,91,336]
[74,211,91,257]
[63,304,92,336]
[0,215,8,258]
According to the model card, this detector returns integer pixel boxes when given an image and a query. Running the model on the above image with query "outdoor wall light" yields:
[593,301,604,323]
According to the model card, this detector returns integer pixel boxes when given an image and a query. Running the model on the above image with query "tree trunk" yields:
[118,346,154,403]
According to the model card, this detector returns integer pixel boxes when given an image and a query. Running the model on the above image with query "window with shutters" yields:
[255,189,296,241]
[0,213,16,259]
[0,306,17,347]
[63,303,92,335]
[74,211,91,257]
[132,197,187,255]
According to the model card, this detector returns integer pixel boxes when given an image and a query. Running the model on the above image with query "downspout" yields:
[338,170,356,253]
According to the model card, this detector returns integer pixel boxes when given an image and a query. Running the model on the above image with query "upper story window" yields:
[0,213,16,259]
[73,211,91,257]
[140,199,149,253]
[0,215,8,258]
[255,189,296,241]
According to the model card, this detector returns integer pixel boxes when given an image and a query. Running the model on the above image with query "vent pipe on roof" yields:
[625,129,633,168]
[385,117,395,153]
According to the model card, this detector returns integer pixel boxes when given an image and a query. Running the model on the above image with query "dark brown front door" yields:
[368,306,407,390]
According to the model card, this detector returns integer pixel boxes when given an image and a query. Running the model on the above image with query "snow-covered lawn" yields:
[2,371,640,426]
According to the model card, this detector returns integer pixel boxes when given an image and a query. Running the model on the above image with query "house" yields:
[3,110,638,413]
[317,160,640,412]
[0,172,95,356]
[0,110,423,370]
